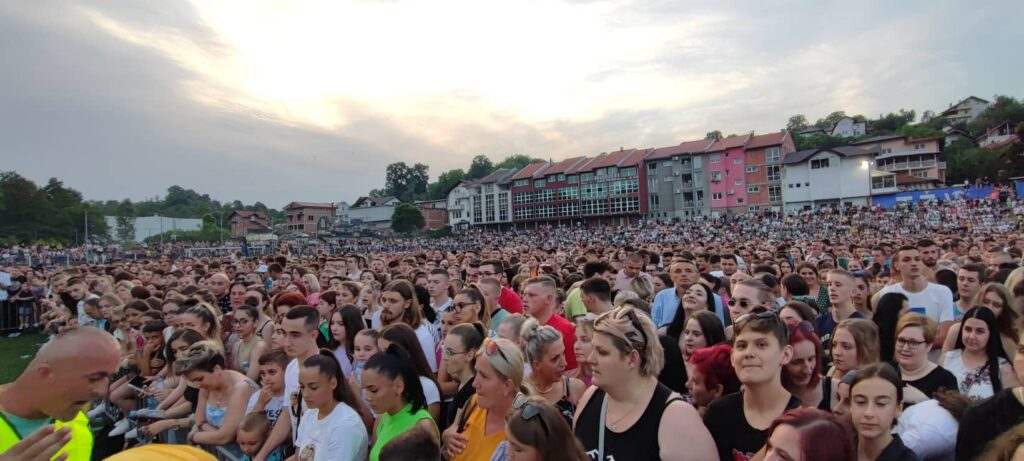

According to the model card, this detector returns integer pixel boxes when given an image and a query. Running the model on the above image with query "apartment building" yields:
[644,138,714,219]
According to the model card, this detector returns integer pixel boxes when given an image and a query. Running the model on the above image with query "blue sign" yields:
[872,185,993,208]
[1016,179,1024,198]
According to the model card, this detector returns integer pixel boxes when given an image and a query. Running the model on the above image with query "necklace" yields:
[606,400,639,431]
[530,377,556,395]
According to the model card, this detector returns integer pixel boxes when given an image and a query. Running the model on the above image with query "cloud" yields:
[0,0,1020,209]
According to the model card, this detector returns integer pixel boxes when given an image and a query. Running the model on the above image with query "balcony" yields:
[875,159,942,172]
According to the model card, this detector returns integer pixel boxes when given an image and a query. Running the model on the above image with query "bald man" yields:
[0,327,121,460]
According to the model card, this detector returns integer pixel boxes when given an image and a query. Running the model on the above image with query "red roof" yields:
[540,156,589,177]
[646,138,713,161]
[229,210,267,219]
[582,149,647,170]
[747,131,787,149]
[511,161,549,180]
[708,134,751,152]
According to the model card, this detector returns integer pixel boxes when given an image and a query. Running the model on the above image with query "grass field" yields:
[0,333,46,383]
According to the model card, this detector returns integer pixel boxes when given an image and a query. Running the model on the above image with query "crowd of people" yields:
[2,196,1024,460]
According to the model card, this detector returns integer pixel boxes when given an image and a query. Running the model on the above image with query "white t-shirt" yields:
[246,390,285,426]
[895,399,958,461]
[295,403,368,461]
[414,322,439,372]
[284,358,306,444]
[876,282,956,324]
[420,376,440,406]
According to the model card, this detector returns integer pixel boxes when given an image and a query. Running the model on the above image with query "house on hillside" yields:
[283,202,336,235]
[977,121,1020,150]
[937,96,990,125]
[336,196,400,233]
[850,135,945,191]
[830,117,867,138]
[228,210,271,238]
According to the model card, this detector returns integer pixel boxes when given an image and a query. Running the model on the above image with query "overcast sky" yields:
[1,1,1020,209]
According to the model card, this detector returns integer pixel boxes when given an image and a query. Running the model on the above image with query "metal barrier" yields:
[0,300,41,334]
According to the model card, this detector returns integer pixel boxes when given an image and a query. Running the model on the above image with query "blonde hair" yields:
[895,313,937,344]
[477,337,525,390]
[302,274,321,293]
[835,318,880,366]
[593,306,664,377]
[520,318,562,365]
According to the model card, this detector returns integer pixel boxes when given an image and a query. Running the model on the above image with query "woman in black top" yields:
[955,332,1024,461]
[439,323,484,430]
[704,310,800,460]
[849,363,918,461]
[573,307,715,461]
[893,314,957,401]
[521,319,585,426]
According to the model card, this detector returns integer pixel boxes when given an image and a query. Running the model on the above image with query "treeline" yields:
[789,94,1024,183]
[0,172,109,246]
[369,154,542,203]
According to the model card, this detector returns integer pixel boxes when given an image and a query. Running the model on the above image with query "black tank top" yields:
[574,382,680,461]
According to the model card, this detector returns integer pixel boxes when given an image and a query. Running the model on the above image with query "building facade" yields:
[744,131,795,212]
[337,196,399,233]
[447,169,516,230]
[283,202,336,235]
[937,96,990,125]
[511,149,648,226]
[228,211,270,238]
[416,200,449,230]
[781,146,876,211]
[645,138,713,220]
[831,117,867,137]
[851,135,945,191]
[706,134,752,215]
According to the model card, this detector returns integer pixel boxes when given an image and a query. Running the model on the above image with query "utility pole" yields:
[84,211,89,263]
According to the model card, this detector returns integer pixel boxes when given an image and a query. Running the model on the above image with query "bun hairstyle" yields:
[172,340,226,375]
[519,318,563,365]
[364,344,428,413]
[183,303,222,340]
[457,286,490,326]
[302,348,360,409]
[449,322,486,354]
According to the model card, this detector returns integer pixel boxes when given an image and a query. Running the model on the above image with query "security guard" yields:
[0,327,120,460]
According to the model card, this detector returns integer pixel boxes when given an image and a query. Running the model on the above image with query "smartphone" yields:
[909,307,927,315]
[128,375,146,388]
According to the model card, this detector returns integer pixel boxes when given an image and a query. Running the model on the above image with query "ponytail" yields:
[303,348,359,409]
[365,344,428,414]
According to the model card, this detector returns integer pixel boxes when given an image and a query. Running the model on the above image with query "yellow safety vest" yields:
[0,405,92,461]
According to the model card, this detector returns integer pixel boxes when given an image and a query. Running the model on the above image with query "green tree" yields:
[870,109,916,134]
[969,95,1024,137]
[896,124,943,139]
[384,162,430,201]
[814,111,848,130]
[391,202,425,233]
[115,199,136,244]
[795,133,847,151]
[467,155,495,179]
[427,169,466,200]
[705,130,722,140]
[786,114,809,132]
[494,154,541,171]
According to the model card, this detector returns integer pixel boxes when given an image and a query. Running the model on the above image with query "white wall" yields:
[783,152,872,207]
[346,206,394,224]
[105,216,203,243]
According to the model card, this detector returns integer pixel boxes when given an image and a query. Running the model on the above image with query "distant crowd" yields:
[2,195,1024,460]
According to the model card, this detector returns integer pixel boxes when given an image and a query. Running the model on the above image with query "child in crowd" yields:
[247,350,288,426]
[237,412,283,461]
[350,329,380,390]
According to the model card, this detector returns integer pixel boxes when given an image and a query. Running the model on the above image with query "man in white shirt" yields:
[875,246,956,347]
[254,306,321,461]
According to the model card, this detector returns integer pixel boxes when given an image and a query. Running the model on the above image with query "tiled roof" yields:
[540,156,589,176]
[782,146,875,165]
[708,134,751,151]
[747,131,788,149]
[478,168,517,184]
[229,210,266,219]
[285,201,335,209]
[583,149,646,170]
[511,161,549,180]
[646,138,713,161]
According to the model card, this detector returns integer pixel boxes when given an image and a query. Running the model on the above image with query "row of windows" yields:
[513,197,641,220]
[512,178,639,204]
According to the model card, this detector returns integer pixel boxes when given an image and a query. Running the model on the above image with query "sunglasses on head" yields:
[513,398,550,437]
[735,309,780,326]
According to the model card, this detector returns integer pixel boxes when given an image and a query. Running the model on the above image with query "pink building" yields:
[706,134,752,214]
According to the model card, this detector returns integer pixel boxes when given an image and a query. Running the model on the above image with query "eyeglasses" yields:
[452,302,478,312]
[443,348,468,357]
[895,337,927,348]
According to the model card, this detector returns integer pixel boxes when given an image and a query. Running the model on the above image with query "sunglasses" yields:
[513,399,550,437]
[727,298,756,309]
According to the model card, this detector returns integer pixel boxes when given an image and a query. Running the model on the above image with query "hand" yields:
[0,426,71,461]
[257,388,273,407]
[442,429,468,459]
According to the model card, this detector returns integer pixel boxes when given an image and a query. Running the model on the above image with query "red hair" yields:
[688,343,740,395]
[767,408,854,461]
[782,321,823,389]
[273,292,307,309]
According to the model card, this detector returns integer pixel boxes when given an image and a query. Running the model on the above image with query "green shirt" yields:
[563,285,587,320]
[370,403,433,461]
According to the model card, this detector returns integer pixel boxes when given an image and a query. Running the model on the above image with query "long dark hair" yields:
[380,323,435,384]
[954,306,1007,393]
[665,283,715,339]
[302,348,360,409]
[326,305,365,354]
[872,292,907,363]
[365,344,428,413]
